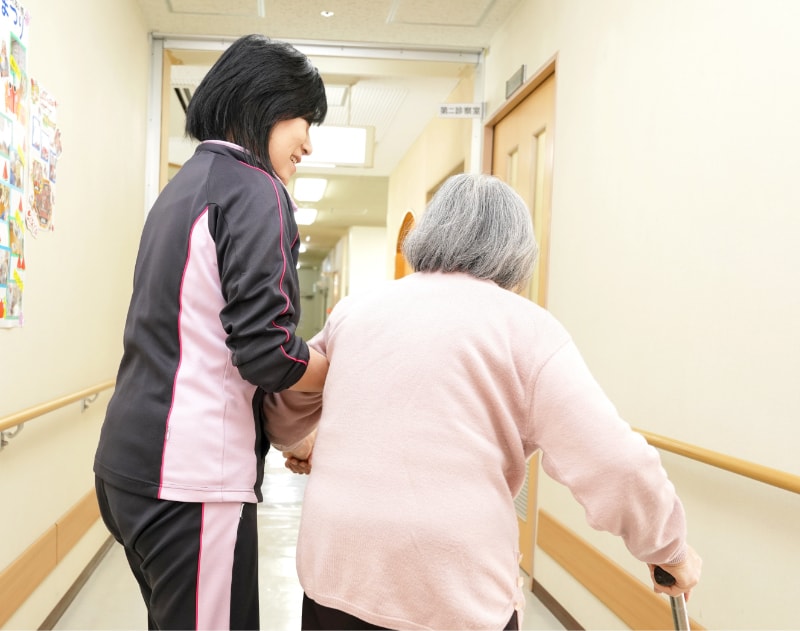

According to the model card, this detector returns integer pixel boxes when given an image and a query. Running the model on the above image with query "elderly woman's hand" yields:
[282,430,316,475]
[649,544,702,599]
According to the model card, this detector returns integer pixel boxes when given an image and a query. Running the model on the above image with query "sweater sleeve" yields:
[210,167,309,392]
[262,331,327,448]
[530,340,687,565]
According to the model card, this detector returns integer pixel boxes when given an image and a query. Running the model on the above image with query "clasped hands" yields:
[282,430,316,475]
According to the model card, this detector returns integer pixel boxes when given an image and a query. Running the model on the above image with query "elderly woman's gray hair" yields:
[401,173,539,290]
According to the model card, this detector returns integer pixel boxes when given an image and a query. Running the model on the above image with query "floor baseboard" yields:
[39,536,115,631]
[532,578,584,630]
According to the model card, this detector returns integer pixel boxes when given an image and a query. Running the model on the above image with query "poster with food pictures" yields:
[28,78,59,234]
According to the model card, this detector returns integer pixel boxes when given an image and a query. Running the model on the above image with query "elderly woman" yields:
[263,173,701,631]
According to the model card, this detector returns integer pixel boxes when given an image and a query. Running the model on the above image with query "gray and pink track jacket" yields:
[95,141,309,504]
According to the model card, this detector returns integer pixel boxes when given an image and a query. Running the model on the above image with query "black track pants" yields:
[96,476,259,630]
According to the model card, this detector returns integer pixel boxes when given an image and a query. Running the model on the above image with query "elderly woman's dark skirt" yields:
[301,593,519,630]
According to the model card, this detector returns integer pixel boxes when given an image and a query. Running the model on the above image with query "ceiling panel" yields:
[388,0,496,27]
[349,83,407,139]
[141,0,522,268]
[137,0,521,48]
[167,0,263,17]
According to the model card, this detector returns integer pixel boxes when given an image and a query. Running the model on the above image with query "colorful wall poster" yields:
[0,187,24,324]
[28,78,59,234]
[0,0,30,327]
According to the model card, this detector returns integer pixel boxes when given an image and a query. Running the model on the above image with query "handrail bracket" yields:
[0,423,24,452]
[81,393,100,412]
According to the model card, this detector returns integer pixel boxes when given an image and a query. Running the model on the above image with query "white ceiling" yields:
[138,0,521,48]
[136,0,523,266]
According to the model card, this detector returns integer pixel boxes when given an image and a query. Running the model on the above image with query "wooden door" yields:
[487,68,556,576]
[394,212,415,279]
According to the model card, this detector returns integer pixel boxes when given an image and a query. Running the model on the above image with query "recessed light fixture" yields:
[294,208,318,226]
[293,177,328,202]
[297,162,336,169]
[320,10,334,18]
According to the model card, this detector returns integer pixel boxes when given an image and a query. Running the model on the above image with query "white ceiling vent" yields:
[352,84,406,142]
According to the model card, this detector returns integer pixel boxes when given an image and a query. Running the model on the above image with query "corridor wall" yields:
[0,1,149,628]
[480,1,800,628]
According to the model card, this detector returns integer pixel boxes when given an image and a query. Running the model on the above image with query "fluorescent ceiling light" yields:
[298,162,335,169]
[308,125,374,167]
[294,208,318,225]
[293,177,328,202]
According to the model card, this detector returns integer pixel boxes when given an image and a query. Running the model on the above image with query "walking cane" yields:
[654,566,691,630]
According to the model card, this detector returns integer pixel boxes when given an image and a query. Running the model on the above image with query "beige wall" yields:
[296,266,326,341]
[0,0,149,627]
[320,236,346,318]
[317,225,389,326]
[483,1,800,628]
[346,226,388,297]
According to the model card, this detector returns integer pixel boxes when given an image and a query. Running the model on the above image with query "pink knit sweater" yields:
[263,271,686,630]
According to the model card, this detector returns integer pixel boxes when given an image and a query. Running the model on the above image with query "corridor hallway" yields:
[51,450,564,631]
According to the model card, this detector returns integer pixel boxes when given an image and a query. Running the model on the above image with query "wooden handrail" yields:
[0,380,115,433]
[4,384,795,493]
[636,428,800,495]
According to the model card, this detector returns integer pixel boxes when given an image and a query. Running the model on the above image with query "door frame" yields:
[481,54,558,577]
